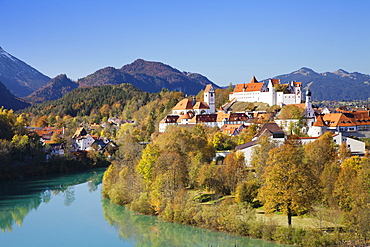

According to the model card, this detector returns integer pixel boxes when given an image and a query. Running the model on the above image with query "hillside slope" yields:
[0,46,50,97]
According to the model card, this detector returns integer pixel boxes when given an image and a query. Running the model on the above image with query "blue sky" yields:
[1,0,369,86]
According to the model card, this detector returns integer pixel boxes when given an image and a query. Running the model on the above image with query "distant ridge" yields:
[0,46,50,97]
[270,67,370,101]
[25,74,78,103]
[77,59,219,95]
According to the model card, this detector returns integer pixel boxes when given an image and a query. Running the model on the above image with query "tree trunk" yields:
[287,205,292,227]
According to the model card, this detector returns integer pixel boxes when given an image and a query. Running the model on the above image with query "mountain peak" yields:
[332,69,349,75]
[293,67,317,76]
[0,47,50,97]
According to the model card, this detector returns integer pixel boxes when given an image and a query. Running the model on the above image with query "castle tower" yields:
[204,84,215,113]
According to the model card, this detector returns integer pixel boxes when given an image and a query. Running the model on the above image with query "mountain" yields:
[0,46,50,97]
[77,59,219,95]
[270,67,370,101]
[0,81,30,110]
[25,74,78,103]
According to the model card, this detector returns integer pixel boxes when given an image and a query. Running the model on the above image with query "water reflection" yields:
[0,169,104,232]
[102,199,286,247]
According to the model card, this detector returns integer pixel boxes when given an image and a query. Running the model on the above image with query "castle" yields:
[229,76,302,106]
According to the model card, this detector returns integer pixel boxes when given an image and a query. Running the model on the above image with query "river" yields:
[0,169,288,247]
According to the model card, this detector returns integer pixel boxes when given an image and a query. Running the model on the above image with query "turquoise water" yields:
[0,169,288,247]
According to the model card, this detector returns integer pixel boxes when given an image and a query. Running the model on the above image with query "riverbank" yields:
[0,156,110,180]
[105,189,369,246]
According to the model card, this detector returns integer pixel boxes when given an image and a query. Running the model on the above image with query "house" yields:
[235,123,286,166]
[220,124,245,136]
[72,127,96,151]
[229,76,302,106]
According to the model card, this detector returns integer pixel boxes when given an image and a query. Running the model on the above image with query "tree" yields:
[36,116,48,127]
[304,131,337,179]
[249,136,278,182]
[259,138,319,226]
[279,105,304,120]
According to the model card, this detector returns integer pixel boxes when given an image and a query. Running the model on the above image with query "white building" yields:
[229,76,302,106]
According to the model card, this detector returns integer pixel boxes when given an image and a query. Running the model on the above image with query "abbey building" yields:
[229,76,302,106]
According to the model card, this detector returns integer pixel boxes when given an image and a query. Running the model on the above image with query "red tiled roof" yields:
[313,115,326,127]
[173,99,194,110]
[193,102,210,109]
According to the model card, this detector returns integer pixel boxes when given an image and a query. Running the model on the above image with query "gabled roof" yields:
[254,123,284,139]
[193,102,210,109]
[313,115,326,127]
[323,113,356,127]
[220,124,244,135]
[172,98,194,110]
[228,113,249,121]
[177,112,195,123]
[235,140,258,150]
[204,84,214,92]
[160,115,180,123]
[72,127,88,139]
[233,82,264,93]
[216,112,231,122]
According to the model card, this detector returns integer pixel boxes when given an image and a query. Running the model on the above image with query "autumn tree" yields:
[278,105,304,120]
[304,132,337,179]
[36,116,49,127]
[259,138,319,226]
[249,136,278,181]
[245,123,258,142]
[333,156,370,239]
[220,151,248,194]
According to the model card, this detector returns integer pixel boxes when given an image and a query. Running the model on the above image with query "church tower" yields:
[305,89,315,128]
[204,84,215,113]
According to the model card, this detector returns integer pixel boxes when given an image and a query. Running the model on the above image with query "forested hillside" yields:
[25,74,78,103]
[22,83,152,117]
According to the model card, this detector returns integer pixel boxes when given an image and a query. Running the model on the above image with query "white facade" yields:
[74,134,95,151]
[229,78,302,106]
